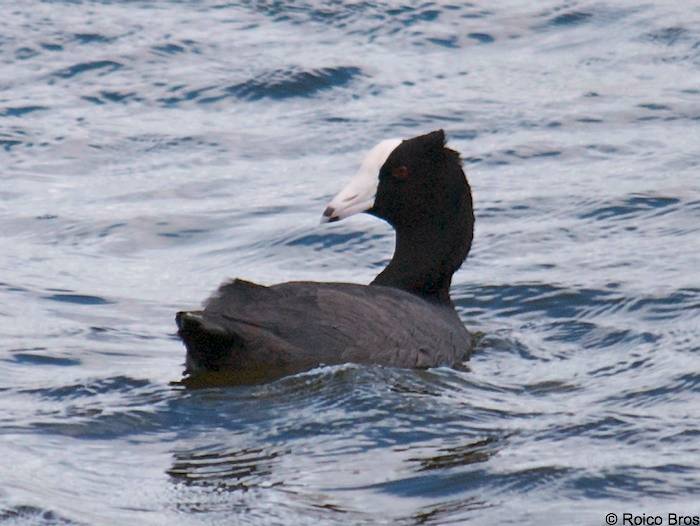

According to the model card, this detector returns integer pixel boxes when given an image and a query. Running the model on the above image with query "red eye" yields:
[392,165,409,180]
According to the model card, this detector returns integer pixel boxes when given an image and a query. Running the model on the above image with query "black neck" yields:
[371,189,473,305]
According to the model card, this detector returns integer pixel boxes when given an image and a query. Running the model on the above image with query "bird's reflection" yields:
[167,445,282,491]
[408,436,498,472]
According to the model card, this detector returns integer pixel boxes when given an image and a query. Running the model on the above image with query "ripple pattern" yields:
[1,0,700,525]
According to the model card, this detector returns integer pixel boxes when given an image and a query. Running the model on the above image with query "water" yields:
[1,1,699,524]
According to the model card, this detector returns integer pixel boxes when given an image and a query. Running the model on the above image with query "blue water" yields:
[1,1,700,524]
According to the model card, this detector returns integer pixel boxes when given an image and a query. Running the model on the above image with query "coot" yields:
[176,130,474,383]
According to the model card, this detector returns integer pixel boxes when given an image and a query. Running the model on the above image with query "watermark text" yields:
[605,513,700,526]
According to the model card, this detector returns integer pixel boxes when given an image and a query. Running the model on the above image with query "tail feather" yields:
[176,311,227,337]
[176,310,243,372]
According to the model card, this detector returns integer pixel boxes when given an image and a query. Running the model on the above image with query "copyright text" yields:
[605,513,700,526]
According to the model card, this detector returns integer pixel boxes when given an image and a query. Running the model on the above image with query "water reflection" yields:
[168,445,284,490]
[408,437,498,472]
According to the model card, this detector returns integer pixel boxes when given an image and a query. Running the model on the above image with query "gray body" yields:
[177,279,472,380]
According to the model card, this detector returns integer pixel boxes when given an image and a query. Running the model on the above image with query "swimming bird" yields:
[176,130,474,384]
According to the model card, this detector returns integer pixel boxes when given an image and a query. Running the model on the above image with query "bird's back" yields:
[177,279,472,380]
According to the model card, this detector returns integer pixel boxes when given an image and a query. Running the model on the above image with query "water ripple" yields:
[51,60,123,79]
[160,66,362,106]
[2,0,700,523]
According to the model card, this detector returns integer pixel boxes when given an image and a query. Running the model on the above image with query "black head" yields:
[370,130,468,229]
[321,130,474,302]
[321,129,469,226]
